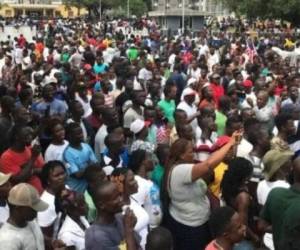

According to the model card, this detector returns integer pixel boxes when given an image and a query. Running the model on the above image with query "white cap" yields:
[187,78,197,86]
[130,119,150,134]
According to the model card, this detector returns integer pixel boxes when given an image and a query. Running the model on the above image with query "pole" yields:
[99,0,102,20]
[182,0,185,35]
[127,0,130,18]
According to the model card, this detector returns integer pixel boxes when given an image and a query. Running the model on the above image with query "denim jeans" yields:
[233,240,255,250]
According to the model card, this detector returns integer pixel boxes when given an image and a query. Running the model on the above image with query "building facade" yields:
[0,0,87,18]
[149,0,229,33]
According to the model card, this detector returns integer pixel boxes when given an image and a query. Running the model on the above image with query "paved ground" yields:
[0,25,37,42]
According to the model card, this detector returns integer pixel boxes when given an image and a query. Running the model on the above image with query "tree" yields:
[221,0,300,25]
[62,0,122,18]
[121,0,147,17]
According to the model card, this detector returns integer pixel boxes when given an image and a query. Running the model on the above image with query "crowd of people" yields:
[0,16,300,250]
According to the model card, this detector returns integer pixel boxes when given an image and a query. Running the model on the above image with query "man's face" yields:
[135,92,146,105]
[289,86,299,100]
[92,97,105,114]
[19,206,37,222]
[98,183,123,215]
[285,119,296,135]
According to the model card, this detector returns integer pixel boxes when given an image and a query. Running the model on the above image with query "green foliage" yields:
[121,0,147,17]
[221,0,300,25]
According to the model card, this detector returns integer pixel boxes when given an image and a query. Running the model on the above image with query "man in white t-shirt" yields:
[0,183,49,250]
[177,88,200,132]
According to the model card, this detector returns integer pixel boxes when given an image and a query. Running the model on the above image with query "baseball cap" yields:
[84,64,92,71]
[243,79,253,88]
[130,119,150,134]
[0,172,11,186]
[262,149,293,181]
[8,183,48,212]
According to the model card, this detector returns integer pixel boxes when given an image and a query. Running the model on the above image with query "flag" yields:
[246,38,257,63]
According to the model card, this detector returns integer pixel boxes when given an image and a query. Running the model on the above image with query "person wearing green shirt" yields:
[215,110,227,136]
[151,144,170,189]
[127,44,139,62]
[260,155,300,250]
[158,83,177,125]
[61,48,70,63]
[84,164,107,223]
[215,96,231,136]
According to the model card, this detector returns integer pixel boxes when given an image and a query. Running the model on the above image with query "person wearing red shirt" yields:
[0,125,44,194]
[210,73,224,108]
[18,34,26,48]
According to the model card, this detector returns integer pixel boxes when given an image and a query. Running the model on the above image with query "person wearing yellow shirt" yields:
[209,136,236,198]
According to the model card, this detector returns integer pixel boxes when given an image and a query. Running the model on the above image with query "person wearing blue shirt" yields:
[93,56,108,75]
[64,122,98,193]
[32,84,68,119]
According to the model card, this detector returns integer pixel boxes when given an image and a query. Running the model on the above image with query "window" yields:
[5,10,12,16]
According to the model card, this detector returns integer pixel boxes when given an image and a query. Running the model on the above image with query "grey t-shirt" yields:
[0,220,45,250]
[169,163,210,227]
[85,214,140,250]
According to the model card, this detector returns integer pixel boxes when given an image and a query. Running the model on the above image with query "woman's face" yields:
[125,170,138,196]
[74,194,88,216]
[52,123,65,142]
[181,142,194,163]
[143,154,154,172]
[48,165,66,190]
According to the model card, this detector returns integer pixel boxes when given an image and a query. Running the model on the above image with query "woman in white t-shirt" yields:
[111,168,150,250]
[57,190,89,250]
[38,161,67,249]
[44,119,69,162]
[162,135,238,250]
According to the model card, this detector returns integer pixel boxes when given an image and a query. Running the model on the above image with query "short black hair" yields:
[275,113,293,131]
[226,115,242,130]
[209,206,236,237]
[156,144,170,165]
[69,100,81,114]
[90,180,113,207]
[104,132,122,148]
[84,163,104,183]
[40,161,66,188]
[128,149,147,173]
[9,124,27,146]
[244,118,260,135]
[163,83,176,97]
[1,95,15,110]
[65,122,81,141]
[130,90,144,101]
[146,226,173,250]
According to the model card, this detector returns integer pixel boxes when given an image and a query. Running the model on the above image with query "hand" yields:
[246,97,254,107]
[123,208,137,233]
[31,144,41,159]
[229,130,243,146]
[52,239,66,249]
